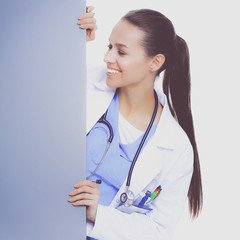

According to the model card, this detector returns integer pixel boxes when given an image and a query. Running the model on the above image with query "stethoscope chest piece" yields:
[120,189,135,207]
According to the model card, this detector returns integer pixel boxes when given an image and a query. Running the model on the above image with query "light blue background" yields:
[0,0,86,239]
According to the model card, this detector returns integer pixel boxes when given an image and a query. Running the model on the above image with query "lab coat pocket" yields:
[116,204,153,214]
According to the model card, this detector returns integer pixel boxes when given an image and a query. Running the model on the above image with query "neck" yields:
[118,84,161,131]
[119,86,155,115]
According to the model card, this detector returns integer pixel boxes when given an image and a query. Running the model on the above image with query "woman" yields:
[68,6,203,240]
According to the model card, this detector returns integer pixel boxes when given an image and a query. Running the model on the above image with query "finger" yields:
[69,185,100,196]
[79,24,97,30]
[77,18,96,25]
[74,180,98,189]
[69,185,94,196]
[77,20,96,29]
[86,6,95,13]
[72,199,93,206]
[68,193,95,202]
[78,12,95,20]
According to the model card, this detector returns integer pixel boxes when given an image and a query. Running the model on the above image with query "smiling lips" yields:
[107,68,121,76]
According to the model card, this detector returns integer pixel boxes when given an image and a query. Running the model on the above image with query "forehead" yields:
[109,20,145,48]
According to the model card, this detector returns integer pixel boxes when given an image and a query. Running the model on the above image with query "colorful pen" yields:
[146,185,162,204]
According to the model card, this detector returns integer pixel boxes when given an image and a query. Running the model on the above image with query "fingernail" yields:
[68,198,72,202]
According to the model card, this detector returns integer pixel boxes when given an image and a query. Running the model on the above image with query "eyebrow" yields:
[108,39,129,49]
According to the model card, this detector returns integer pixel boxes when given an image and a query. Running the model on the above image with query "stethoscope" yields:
[87,90,158,207]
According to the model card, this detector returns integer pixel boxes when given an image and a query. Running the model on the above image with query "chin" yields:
[106,78,119,89]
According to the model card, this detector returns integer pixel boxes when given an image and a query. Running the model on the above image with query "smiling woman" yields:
[104,20,157,91]
[70,6,203,240]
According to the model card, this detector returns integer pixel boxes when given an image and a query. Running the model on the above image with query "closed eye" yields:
[107,44,126,56]
[118,50,126,56]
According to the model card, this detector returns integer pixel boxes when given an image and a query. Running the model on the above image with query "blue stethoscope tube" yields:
[97,111,114,143]
[86,111,113,180]
[120,90,158,205]
[87,90,158,206]
[126,90,158,187]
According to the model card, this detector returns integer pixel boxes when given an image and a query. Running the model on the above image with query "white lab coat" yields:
[86,64,194,240]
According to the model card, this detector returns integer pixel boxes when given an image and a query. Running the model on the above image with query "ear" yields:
[149,54,165,72]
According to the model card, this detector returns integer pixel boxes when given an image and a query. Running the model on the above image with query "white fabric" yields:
[118,112,144,144]
[86,64,194,240]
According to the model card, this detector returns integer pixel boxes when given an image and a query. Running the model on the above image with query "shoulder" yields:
[167,120,194,176]
[171,117,193,153]
[152,90,194,167]
[155,92,193,150]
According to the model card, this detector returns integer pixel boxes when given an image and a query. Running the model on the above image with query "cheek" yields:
[122,57,145,71]
[121,60,148,79]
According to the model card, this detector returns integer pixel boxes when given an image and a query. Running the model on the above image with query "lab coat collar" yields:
[151,94,177,150]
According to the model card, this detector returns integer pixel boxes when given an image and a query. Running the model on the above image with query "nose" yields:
[104,49,116,64]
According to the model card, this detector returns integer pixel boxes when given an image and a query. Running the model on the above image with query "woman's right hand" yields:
[68,180,101,223]
[77,6,97,41]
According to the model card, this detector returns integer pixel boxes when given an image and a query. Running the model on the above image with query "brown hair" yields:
[123,9,203,218]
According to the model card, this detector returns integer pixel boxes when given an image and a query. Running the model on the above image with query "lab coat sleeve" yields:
[87,144,194,240]
[86,63,108,91]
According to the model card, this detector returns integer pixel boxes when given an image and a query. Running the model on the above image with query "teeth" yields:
[107,69,120,74]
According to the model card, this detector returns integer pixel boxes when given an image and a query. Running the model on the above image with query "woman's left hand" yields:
[68,180,100,223]
[77,6,97,41]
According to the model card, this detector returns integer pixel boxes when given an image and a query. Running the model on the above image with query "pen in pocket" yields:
[146,185,162,204]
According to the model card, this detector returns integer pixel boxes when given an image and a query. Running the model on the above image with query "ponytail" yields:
[123,9,203,218]
[163,35,203,218]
